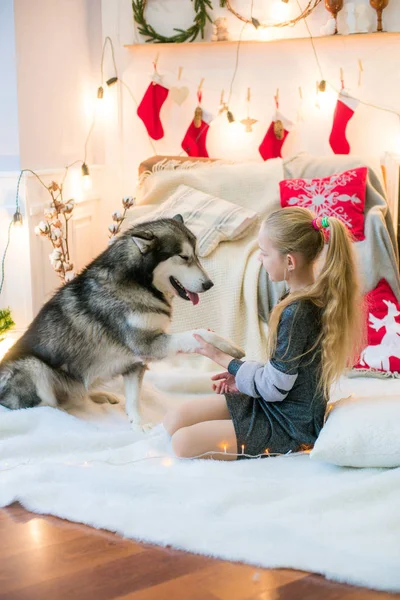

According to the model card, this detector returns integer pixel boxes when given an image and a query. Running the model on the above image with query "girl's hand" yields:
[211,371,239,394]
[193,334,234,369]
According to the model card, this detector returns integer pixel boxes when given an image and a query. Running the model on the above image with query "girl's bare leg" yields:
[163,395,238,461]
[171,419,238,461]
[163,394,231,435]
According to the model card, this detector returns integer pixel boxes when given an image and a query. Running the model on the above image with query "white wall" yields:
[0,173,32,330]
[101,0,400,197]
[0,0,111,330]
[14,0,104,170]
[0,0,20,171]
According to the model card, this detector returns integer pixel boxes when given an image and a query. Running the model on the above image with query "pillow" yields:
[279,166,368,241]
[138,184,259,257]
[310,394,400,468]
[353,279,400,376]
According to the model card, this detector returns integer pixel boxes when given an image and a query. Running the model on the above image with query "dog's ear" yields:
[131,231,158,255]
[172,214,184,224]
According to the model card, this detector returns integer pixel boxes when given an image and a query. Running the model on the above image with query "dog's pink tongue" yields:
[187,291,200,306]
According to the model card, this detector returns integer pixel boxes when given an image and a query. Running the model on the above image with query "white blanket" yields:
[1,373,400,593]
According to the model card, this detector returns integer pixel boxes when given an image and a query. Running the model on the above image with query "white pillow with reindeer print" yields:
[134,185,259,257]
[352,278,400,377]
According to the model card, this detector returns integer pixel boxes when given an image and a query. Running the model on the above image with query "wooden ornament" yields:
[241,88,258,132]
[241,117,258,132]
[170,86,190,106]
[194,106,203,128]
[274,120,284,140]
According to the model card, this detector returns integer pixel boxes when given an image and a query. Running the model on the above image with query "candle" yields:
[241,445,245,455]
[223,444,227,454]
[265,448,270,456]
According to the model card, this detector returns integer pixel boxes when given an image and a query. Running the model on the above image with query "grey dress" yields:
[225,299,325,459]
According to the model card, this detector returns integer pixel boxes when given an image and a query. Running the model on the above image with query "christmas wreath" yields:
[132,0,213,44]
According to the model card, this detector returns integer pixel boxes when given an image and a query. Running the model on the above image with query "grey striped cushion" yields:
[147,184,259,257]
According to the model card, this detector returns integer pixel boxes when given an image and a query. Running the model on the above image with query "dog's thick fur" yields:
[0,216,244,428]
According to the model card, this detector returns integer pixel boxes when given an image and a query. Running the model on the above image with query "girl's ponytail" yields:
[312,217,365,397]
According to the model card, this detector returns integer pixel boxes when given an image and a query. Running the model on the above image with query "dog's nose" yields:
[202,280,214,291]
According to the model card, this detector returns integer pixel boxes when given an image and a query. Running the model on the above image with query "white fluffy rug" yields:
[1,371,400,593]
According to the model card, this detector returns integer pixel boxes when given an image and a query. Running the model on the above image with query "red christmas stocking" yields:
[137,75,169,141]
[329,93,359,154]
[259,111,293,161]
[181,106,213,158]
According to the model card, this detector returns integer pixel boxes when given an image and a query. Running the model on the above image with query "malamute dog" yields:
[0,215,244,429]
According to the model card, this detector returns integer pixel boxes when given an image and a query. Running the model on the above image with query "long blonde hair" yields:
[264,207,364,398]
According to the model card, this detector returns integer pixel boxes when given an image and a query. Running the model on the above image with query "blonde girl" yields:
[163,207,363,460]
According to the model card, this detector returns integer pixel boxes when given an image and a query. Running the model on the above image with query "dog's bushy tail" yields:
[0,358,50,410]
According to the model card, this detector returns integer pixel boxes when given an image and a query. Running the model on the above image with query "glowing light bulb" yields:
[95,84,116,123]
[271,0,290,22]
[82,175,92,191]
[317,88,337,112]
[81,163,92,191]
[12,210,23,227]
[258,27,278,42]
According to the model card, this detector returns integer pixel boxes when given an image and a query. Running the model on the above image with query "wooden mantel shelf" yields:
[124,31,400,49]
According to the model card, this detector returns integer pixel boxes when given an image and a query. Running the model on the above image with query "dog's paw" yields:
[195,329,245,359]
[171,330,245,358]
[90,392,120,405]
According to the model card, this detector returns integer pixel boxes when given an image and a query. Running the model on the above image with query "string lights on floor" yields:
[0,446,311,473]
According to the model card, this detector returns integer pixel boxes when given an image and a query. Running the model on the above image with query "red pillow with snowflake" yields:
[279,167,368,241]
[354,279,400,374]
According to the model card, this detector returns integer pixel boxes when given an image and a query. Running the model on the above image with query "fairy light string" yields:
[0,447,311,473]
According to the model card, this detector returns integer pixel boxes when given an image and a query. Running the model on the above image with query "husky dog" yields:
[0,215,244,429]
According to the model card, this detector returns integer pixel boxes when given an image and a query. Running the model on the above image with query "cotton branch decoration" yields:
[108,196,136,244]
[35,181,75,283]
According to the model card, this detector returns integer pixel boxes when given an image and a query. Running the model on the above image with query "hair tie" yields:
[312,217,321,231]
[321,216,329,228]
[312,216,329,232]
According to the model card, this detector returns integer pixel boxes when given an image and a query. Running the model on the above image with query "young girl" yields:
[163,206,363,461]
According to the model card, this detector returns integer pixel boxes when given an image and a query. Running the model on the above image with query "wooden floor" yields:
[0,504,398,600]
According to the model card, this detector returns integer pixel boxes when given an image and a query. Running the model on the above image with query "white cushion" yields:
[310,394,400,468]
[139,184,259,257]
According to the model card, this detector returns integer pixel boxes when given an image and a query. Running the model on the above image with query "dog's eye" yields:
[179,255,189,261]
